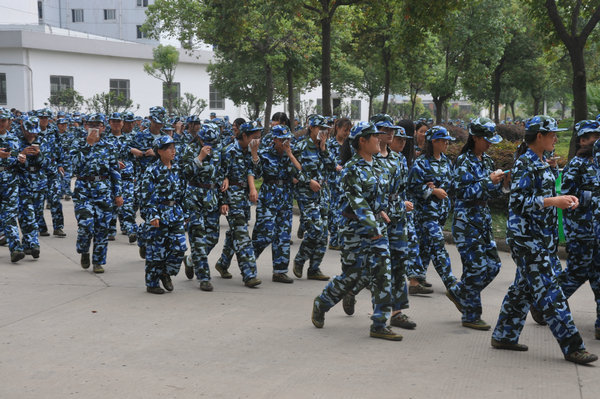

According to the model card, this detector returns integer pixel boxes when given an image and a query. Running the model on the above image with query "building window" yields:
[72,9,84,23]
[0,73,7,105]
[209,85,224,109]
[316,98,322,114]
[136,25,148,39]
[104,9,116,20]
[351,99,361,120]
[137,0,149,7]
[110,79,130,104]
[163,82,180,108]
[50,75,74,96]
[38,1,43,19]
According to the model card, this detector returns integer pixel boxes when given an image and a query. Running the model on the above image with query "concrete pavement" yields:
[0,200,598,398]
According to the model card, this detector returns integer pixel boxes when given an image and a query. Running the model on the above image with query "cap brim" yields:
[484,134,503,144]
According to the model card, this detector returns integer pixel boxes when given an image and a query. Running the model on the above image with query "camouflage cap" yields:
[349,121,381,141]
[271,124,293,139]
[108,112,123,121]
[198,123,220,144]
[525,115,566,133]
[425,126,456,141]
[0,107,11,119]
[23,116,41,133]
[370,113,401,130]
[574,119,600,137]
[122,111,136,123]
[153,134,174,150]
[469,117,502,144]
[240,121,262,134]
[309,115,330,129]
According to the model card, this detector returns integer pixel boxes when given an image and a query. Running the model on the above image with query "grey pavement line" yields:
[576,365,584,399]
[0,285,108,330]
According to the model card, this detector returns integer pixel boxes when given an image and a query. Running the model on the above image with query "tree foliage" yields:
[46,88,84,113]
[144,44,180,114]
[174,92,207,116]
[85,92,139,115]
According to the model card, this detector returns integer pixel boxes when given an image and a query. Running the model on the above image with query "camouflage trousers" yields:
[404,212,424,280]
[187,210,220,281]
[449,217,501,322]
[415,216,456,288]
[74,195,113,265]
[109,178,137,237]
[492,244,585,355]
[350,219,410,312]
[1,183,23,253]
[252,199,293,273]
[558,239,600,329]
[316,220,393,328]
[38,176,64,232]
[145,221,186,287]
[294,198,328,273]
[18,192,41,251]
[215,209,258,282]
[327,184,344,248]
[59,168,73,197]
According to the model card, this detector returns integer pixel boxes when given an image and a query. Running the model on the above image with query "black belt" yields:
[229,180,248,188]
[263,179,291,185]
[78,175,108,182]
[0,166,13,172]
[161,200,177,206]
[121,175,135,181]
[342,211,358,220]
[189,181,218,189]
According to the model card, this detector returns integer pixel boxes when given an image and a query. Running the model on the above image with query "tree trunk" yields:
[492,64,502,123]
[321,17,332,116]
[510,100,516,121]
[381,51,391,114]
[409,84,419,120]
[287,67,295,123]
[254,102,260,120]
[368,94,374,120]
[532,95,541,115]
[264,63,274,130]
[433,97,445,124]
[569,43,587,158]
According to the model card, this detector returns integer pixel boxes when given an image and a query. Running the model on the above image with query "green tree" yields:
[46,88,84,113]
[528,0,600,157]
[425,0,508,123]
[174,92,207,116]
[85,92,139,115]
[144,44,180,115]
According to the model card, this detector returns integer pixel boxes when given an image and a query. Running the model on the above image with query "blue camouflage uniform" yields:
[292,115,335,279]
[0,107,25,261]
[558,120,600,336]
[251,125,300,277]
[141,135,187,290]
[448,118,504,326]
[326,136,344,249]
[181,124,223,285]
[56,118,75,199]
[493,116,587,357]
[17,117,50,257]
[214,122,261,285]
[407,126,456,289]
[71,114,122,268]
[313,122,396,337]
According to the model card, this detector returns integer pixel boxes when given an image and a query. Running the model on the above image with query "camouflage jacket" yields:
[507,148,559,251]
[257,145,300,207]
[0,132,20,185]
[220,140,261,212]
[561,155,600,240]
[326,137,343,186]
[129,129,165,174]
[104,132,136,179]
[407,153,454,221]
[341,154,389,239]
[292,136,335,202]
[181,140,223,218]
[140,162,186,225]
[452,151,502,227]
[71,138,122,200]
[16,136,50,193]
[376,150,405,224]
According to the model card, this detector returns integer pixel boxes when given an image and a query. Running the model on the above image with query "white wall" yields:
[0,0,39,24]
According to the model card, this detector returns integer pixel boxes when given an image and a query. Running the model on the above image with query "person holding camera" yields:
[251,125,303,284]
[292,115,336,281]
[70,114,123,274]
[16,116,48,259]
[181,123,224,292]
[213,122,263,288]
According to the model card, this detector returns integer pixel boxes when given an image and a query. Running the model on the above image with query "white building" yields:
[0,2,368,121]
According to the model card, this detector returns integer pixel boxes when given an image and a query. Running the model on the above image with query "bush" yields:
[442,124,468,142]
[496,124,524,142]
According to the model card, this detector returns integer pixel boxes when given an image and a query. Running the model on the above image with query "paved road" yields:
[1,200,598,398]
